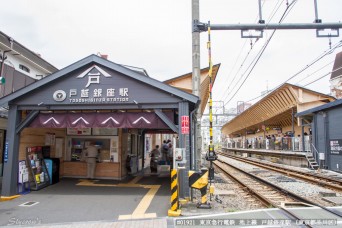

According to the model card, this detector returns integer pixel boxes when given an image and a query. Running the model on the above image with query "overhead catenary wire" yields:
[223,0,297,107]
[284,41,342,83]
[302,72,331,87]
[219,0,285,102]
[243,40,342,103]
[295,60,334,84]
[222,0,293,102]
[303,65,342,87]
[218,1,271,101]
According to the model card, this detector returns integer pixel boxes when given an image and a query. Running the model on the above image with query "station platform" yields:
[0,173,171,226]
[222,147,311,168]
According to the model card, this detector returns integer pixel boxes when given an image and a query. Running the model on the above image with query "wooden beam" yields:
[278,90,292,108]
[269,96,282,114]
[286,87,299,104]
[273,94,286,111]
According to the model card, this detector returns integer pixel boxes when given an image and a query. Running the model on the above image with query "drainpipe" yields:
[190,103,199,202]
[301,124,305,152]
[190,103,199,171]
[323,112,329,170]
[0,37,13,96]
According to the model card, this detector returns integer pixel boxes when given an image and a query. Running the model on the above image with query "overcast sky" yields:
[1,0,341,111]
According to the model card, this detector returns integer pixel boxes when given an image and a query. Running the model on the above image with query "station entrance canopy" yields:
[29,112,173,129]
[0,54,200,197]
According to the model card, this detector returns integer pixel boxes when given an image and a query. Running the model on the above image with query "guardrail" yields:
[224,136,312,152]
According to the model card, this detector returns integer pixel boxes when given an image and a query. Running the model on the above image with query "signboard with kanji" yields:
[181,115,189,134]
[330,139,342,155]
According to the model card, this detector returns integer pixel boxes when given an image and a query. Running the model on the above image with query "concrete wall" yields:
[226,149,308,168]
[326,107,342,171]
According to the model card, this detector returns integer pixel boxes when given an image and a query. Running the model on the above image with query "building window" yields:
[19,64,30,73]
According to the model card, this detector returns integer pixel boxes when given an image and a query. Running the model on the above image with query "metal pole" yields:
[206,22,217,186]
[192,0,202,170]
[292,107,295,136]
[196,22,342,31]
[313,0,321,23]
[208,21,213,152]
[258,0,265,24]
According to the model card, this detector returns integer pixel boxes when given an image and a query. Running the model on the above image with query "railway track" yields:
[218,150,342,192]
[213,158,342,227]
[214,160,305,208]
[214,160,315,227]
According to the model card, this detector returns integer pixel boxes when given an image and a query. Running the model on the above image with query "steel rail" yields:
[219,150,342,191]
[213,162,274,208]
[214,160,313,228]
[216,156,342,219]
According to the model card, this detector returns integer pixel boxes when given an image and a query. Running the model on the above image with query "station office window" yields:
[66,128,119,162]
[19,64,30,73]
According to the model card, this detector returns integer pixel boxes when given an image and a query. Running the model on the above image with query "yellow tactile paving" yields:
[0,195,20,201]
[76,178,162,220]
[128,176,143,184]
[118,186,160,220]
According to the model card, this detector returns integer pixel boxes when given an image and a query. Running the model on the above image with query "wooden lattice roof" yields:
[221,83,335,136]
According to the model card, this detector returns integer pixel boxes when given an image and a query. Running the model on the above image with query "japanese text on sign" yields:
[181,116,189,134]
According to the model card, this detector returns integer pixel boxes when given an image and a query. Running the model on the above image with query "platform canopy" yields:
[221,83,335,137]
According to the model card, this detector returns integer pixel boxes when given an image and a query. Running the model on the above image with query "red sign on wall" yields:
[181,116,189,134]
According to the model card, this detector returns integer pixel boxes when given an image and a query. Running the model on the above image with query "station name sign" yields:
[330,139,342,155]
[52,65,130,104]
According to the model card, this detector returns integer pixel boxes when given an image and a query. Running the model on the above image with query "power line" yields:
[302,72,330,87]
[284,42,342,83]
[224,0,297,107]
[243,40,342,103]
[218,1,272,101]
[295,60,333,84]
[220,0,286,102]
[303,65,342,87]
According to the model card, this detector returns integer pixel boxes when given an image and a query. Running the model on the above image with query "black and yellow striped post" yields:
[189,168,211,209]
[205,21,217,202]
[168,169,181,216]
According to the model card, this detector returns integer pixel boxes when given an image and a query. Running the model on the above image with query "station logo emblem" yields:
[76,65,111,88]
[53,90,67,102]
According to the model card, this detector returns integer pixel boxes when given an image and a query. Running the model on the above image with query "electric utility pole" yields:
[191,0,342,170]
[192,0,201,170]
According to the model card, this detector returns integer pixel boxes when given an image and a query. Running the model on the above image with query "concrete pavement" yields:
[0,176,170,226]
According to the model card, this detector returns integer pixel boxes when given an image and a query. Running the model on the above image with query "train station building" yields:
[0,54,205,197]
[0,47,222,200]
[296,99,342,172]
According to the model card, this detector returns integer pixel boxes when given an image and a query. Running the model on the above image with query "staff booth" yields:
[0,54,199,198]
